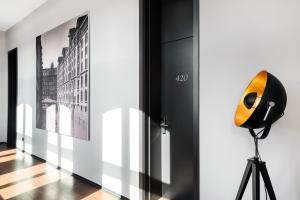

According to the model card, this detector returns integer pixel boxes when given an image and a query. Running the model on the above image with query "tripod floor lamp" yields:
[234,70,287,200]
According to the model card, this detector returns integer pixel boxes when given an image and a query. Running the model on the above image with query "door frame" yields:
[7,48,18,148]
[139,0,199,199]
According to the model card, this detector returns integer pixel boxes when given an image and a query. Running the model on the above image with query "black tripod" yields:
[235,128,276,200]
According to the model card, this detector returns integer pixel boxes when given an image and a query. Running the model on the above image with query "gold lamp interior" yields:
[234,71,268,127]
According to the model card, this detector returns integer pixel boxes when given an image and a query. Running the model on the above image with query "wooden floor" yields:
[0,145,119,200]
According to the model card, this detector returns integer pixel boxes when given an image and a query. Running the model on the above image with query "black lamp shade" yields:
[235,70,287,129]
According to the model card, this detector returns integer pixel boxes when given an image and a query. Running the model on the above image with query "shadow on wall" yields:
[16,103,143,200]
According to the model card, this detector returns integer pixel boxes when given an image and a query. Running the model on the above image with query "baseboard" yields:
[71,173,101,189]
[120,195,130,200]
[72,173,128,200]
[30,154,46,163]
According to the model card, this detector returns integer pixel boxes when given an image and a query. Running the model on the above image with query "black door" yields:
[161,38,194,199]
[7,48,18,148]
[141,0,199,199]
[160,0,194,197]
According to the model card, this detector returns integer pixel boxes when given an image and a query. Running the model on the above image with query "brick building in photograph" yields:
[57,14,89,139]
[42,62,57,106]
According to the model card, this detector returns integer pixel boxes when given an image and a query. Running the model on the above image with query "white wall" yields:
[6,0,140,199]
[200,0,300,199]
[0,31,7,143]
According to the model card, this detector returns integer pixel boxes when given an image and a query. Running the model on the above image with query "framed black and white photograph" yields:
[36,12,90,140]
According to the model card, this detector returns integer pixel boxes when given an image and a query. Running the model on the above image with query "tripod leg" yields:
[236,161,252,200]
[259,162,276,200]
[252,161,260,200]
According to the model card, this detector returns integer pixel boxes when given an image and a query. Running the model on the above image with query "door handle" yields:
[160,122,169,128]
[160,116,169,134]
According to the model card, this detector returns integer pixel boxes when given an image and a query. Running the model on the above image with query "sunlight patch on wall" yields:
[130,184,140,200]
[24,104,33,153]
[16,104,24,150]
[129,108,140,172]
[60,135,74,172]
[61,157,73,172]
[47,131,58,166]
[24,141,32,154]
[161,129,170,184]
[46,150,58,166]
[102,174,122,195]
[16,104,24,134]
[61,135,73,151]
[60,137,73,172]
[59,105,71,136]
[24,104,32,137]
[103,108,122,167]
[46,105,56,132]
[16,139,23,150]
[47,131,57,146]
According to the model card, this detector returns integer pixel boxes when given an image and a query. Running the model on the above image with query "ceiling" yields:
[0,0,48,31]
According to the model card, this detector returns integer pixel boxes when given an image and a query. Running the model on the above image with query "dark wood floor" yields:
[0,145,119,200]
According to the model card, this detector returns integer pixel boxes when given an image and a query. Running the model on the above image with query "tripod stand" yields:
[235,132,276,200]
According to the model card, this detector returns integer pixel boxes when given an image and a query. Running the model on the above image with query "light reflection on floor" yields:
[81,190,119,200]
[0,149,17,156]
[0,148,119,200]
[0,153,24,163]
[0,169,69,199]
[0,163,51,187]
